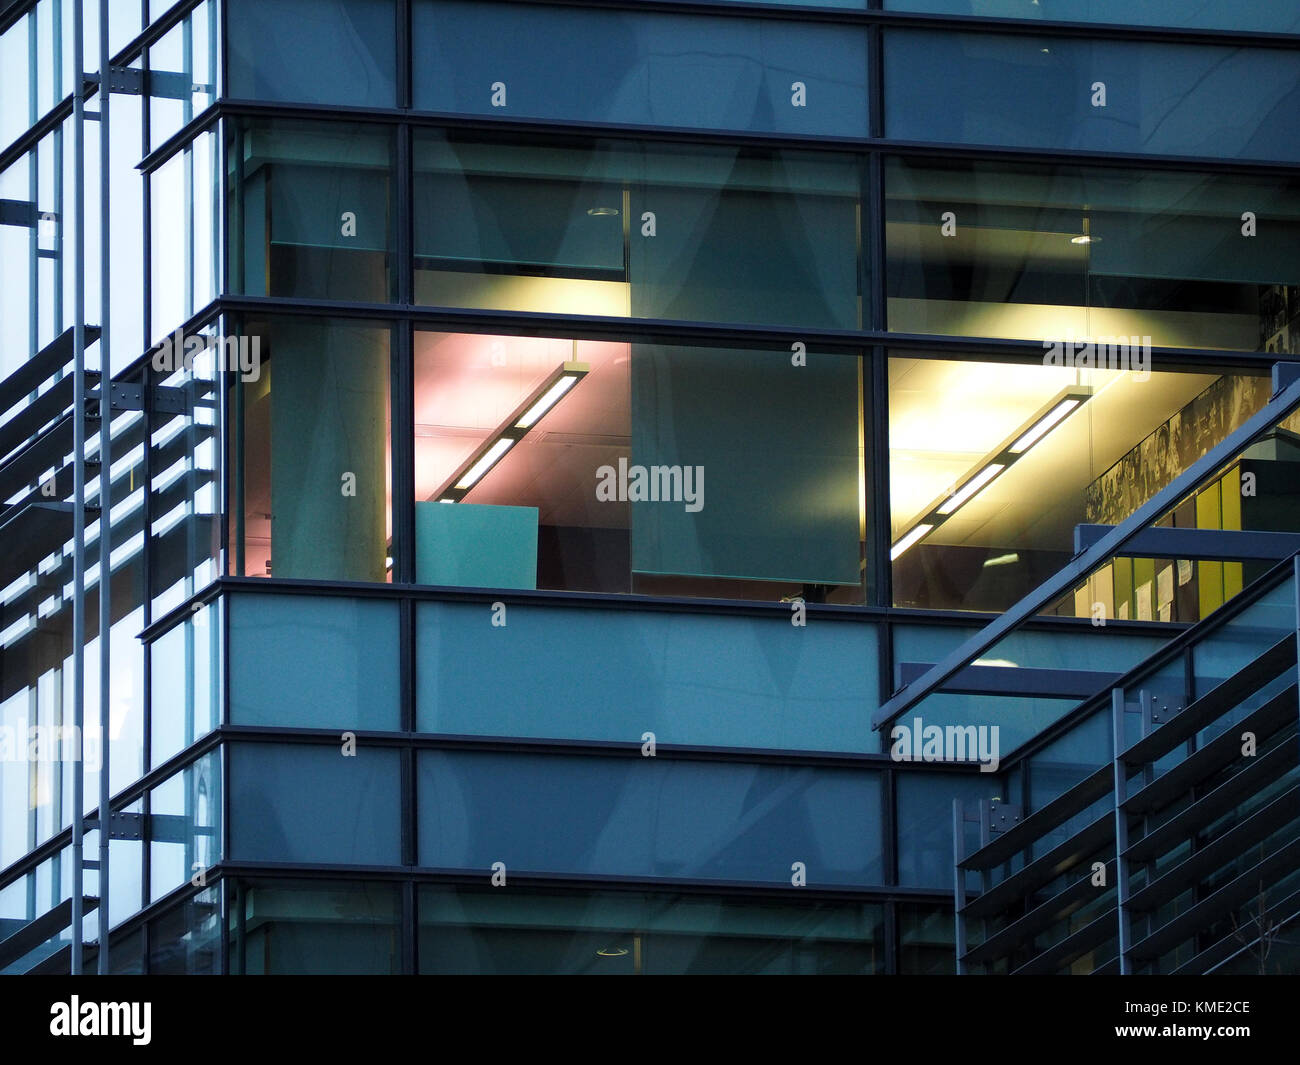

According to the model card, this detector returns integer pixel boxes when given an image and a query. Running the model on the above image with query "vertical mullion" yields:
[397,0,412,111]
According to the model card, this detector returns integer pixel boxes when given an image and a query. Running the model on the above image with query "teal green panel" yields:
[416,601,878,751]
[416,502,539,589]
[229,594,400,730]
[630,345,860,585]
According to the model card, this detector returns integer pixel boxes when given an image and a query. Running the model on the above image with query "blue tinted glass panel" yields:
[420,885,884,974]
[414,1,868,137]
[227,0,396,107]
[151,602,221,766]
[884,0,1300,34]
[419,751,884,886]
[414,135,863,330]
[230,880,401,974]
[229,744,401,865]
[149,752,222,902]
[897,772,1004,887]
[229,594,400,730]
[885,31,1300,161]
[416,602,878,751]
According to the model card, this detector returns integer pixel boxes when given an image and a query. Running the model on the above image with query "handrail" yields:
[873,363,1300,731]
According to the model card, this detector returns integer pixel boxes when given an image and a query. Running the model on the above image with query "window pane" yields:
[413,1,868,138]
[150,129,220,344]
[230,593,400,730]
[149,886,220,974]
[230,880,400,974]
[147,1,215,153]
[229,119,395,303]
[418,751,885,886]
[889,352,1267,614]
[417,602,878,750]
[884,0,1300,34]
[414,329,868,602]
[415,134,863,329]
[150,601,220,767]
[898,904,956,975]
[230,316,393,583]
[229,744,402,865]
[420,885,884,974]
[897,772,1003,887]
[885,30,1300,161]
[886,158,1300,350]
[149,751,221,902]
[227,0,396,108]
[149,326,221,615]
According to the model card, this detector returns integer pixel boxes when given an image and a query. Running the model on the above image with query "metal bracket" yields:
[104,65,195,100]
[1273,361,1300,396]
[0,198,39,228]
[1137,684,1184,732]
[109,381,144,412]
[105,65,144,95]
[85,812,144,841]
[979,799,1022,847]
[151,386,189,415]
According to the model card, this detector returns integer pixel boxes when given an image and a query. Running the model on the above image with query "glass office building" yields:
[1,0,1298,975]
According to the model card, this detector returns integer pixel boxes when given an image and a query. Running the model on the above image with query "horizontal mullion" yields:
[214,295,1292,371]
[216,98,1300,177]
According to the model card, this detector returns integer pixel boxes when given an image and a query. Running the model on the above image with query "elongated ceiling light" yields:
[433,359,590,502]
[891,386,1093,561]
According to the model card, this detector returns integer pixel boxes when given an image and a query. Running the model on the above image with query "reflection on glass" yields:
[415,134,863,329]
[884,0,1300,34]
[227,0,396,108]
[413,1,869,137]
[149,751,221,903]
[418,750,885,886]
[884,30,1300,161]
[420,885,884,974]
[886,158,1300,350]
[229,119,395,303]
[229,880,400,975]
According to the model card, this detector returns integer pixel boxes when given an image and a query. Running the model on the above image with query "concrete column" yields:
[270,322,388,582]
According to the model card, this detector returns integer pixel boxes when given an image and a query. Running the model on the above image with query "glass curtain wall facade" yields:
[0,0,1297,975]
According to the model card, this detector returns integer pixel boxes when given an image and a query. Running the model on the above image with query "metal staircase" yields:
[954,556,1300,974]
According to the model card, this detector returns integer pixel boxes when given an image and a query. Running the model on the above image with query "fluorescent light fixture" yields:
[891,524,933,561]
[433,358,590,502]
[1070,217,1098,245]
[455,438,514,491]
[515,374,579,429]
[890,386,1093,561]
[937,463,1005,515]
[1009,397,1081,453]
